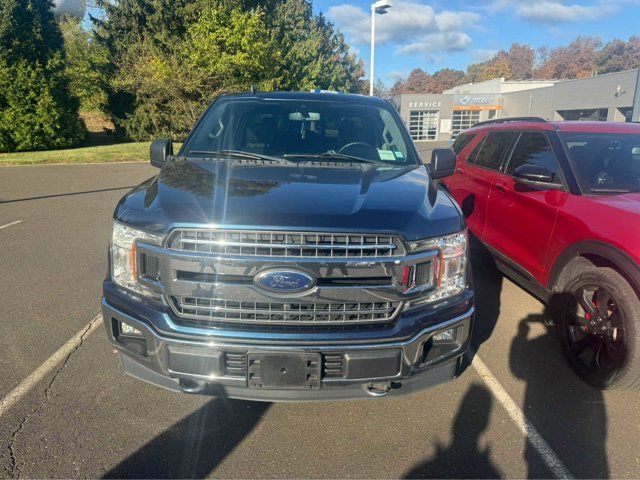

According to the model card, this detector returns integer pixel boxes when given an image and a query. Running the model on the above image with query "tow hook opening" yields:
[179,378,207,393]
[362,382,392,397]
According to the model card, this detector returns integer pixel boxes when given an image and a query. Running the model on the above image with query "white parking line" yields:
[0,315,102,419]
[471,353,574,479]
[0,220,22,230]
[0,310,574,479]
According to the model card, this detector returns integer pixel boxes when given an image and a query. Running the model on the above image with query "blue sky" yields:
[316,0,640,84]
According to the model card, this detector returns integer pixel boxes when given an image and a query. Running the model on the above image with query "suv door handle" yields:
[495,183,508,192]
[455,168,465,175]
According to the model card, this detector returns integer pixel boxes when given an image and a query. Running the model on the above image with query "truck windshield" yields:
[560,132,640,194]
[182,97,419,166]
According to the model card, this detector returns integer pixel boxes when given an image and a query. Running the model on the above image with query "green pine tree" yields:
[269,0,363,92]
[59,17,110,114]
[0,0,86,152]
[94,0,363,141]
[92,0,200,136]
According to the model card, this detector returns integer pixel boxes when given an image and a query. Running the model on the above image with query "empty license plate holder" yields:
[248,353,321,389]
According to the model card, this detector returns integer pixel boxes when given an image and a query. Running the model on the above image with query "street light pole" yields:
[369,0,393,96]
[369,3,376,96]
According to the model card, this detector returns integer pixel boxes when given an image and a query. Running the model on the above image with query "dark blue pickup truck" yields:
[102,92,474,401]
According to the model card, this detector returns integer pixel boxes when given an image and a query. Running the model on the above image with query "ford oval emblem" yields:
[255,269,316,294]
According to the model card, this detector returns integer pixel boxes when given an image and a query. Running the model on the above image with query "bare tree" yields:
[506,43,535,79]
[535,37,602,79]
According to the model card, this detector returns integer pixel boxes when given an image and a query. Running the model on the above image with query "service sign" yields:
[408,101,443,109]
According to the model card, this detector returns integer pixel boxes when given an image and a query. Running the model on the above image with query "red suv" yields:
[445,118,640,390]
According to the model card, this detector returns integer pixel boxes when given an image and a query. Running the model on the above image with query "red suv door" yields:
[446,131,517,239]
[482,131,569,283]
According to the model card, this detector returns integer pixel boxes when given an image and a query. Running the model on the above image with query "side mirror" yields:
[429,148,457,179]
[513,164,563,190]
[150,139,173,168]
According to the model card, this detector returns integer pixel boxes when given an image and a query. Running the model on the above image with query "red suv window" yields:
[452,133,476,154]
[505,132,561,183]
[470,131,518,171]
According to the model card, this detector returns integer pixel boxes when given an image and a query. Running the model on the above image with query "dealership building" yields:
[392,69,640,157]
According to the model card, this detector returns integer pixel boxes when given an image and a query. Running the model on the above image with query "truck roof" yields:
[220,91,389,106]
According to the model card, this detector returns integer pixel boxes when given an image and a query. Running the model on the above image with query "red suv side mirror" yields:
[513,164,563,190]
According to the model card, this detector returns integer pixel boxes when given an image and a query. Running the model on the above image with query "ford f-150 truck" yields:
[102,92,474,401]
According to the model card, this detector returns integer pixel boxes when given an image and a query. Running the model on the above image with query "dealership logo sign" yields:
[454,94,501,106]
[453,94,502,111]
[457,96,495,105]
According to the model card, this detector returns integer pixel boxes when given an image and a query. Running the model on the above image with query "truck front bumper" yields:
[102,295,474,402]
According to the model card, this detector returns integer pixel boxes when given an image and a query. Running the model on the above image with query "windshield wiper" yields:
[187,149,293,164]
[283,151,386,165]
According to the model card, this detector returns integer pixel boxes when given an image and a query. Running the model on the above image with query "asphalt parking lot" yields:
[1,163,640,479]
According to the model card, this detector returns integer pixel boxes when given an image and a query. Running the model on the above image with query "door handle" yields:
[495,183,508,192]
[455,168,465,175]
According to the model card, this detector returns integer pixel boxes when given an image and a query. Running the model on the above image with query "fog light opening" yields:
[120,321,143,336]
[113,319,148,356]
[432,328,455,342]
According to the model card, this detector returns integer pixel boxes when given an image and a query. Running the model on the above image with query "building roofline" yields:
[554,68,639,84]
[500,79,557,84]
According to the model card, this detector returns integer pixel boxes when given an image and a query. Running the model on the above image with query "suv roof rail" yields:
[471,117,548,128]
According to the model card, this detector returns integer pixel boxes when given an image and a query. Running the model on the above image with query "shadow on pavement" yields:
[459,234,504,374]
[404,383,502,479]
[103,391,270,479]
[461,234,609,477]
[509,314,609,478]
[468,234,503,348]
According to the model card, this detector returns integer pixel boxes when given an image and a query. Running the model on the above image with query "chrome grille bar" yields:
[167,229,404,258]
[171,297,401,325]
[172,239,398,251]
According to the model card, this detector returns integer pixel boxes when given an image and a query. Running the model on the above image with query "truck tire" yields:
[557,266,640,390]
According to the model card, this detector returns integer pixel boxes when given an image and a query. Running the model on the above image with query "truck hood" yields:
[115,158,463,241]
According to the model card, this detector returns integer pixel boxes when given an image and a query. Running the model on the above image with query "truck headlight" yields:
[111,221,163,297]
[406,230,468,307]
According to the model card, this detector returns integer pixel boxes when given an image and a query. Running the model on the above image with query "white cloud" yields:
[397,32,473,55]
[327,4,370,43]
[484,0,512,13]
[434,11,480,31]
[387,70,407,81]
[515,1,618,24]
[471,48,499,62]
[326,1,479,56]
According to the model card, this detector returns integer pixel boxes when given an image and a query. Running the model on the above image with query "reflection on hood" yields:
[119,157,463,241]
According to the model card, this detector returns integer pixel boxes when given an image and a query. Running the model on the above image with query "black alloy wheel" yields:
[558,266,640,390]
[565,283,625,377]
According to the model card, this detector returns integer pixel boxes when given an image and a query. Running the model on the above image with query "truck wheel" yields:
[558,267,640,390]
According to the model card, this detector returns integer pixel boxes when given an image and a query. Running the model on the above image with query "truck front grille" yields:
[170,297,400,325]
[167,229,404,258]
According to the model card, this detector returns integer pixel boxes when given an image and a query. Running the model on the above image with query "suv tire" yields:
[557,266,640,390]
